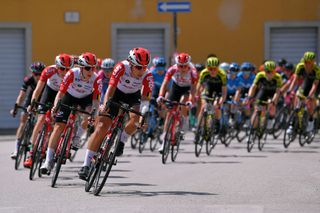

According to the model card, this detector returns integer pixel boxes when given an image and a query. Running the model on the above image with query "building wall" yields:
[0,0,319,66]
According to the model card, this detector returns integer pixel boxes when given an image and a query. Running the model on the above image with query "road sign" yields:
[157,2,191,13]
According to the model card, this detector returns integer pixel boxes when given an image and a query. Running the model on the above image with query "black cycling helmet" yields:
[285,63,295,71]
[195,63,205,72]
[277,58,287,67]
[29,61,46,74]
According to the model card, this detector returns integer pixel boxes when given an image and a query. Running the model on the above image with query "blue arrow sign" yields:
[158,2,191,13]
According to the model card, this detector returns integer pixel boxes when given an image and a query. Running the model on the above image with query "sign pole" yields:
[173,12,177,52]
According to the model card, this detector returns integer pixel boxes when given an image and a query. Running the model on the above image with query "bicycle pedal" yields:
[113,159,117,166]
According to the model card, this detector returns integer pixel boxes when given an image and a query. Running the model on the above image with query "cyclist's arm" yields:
[288,74,297,93]
[103,85,116,106]
[308,80,319,98]
[272,88,281,104]
[159,78,169,97]
[15,90,26,106]
[220,85,227,104]
[248,84,257,99]
[31,80,46,103]
[233,88,241,103]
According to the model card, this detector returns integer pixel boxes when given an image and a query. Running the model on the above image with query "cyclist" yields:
[287,51,320,134]
[78,47,153,180]
[226,62,240,125]
[195,56,227,134]
[219,62,230,74]
[276,58,287,74]
[157,53,197,153]
[23,54,74,168]
[10,62,46,159]
[98,58,115,104]
[245,61,282,130]
[40,52,101,174]
[234,62,256,127]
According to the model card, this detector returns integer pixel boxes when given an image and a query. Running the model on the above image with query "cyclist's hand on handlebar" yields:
[27,105,33,113]
[156,96,164,104]
[10,104,18,117]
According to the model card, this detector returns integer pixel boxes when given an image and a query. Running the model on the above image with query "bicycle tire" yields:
[93,133,120,196]
[138,132,147,153]
[51,126,71,187]
[29,125,46,180]
[194,114,205,157]
[85,155,100,192]
[298,110,309,147]
[130,131,139,149]
[247,113,259,153]
[258,115,268,151]
[162,117,173,164]
[171,119,182,162]
[272,107,287,139]
[206,117,218,156]
[149,112,159,152]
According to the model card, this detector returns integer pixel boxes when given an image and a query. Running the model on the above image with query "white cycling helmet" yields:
[101,58,115,69]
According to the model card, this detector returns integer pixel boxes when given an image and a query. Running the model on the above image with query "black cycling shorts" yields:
[168,82,190,102]
[105,88,141,118]
[55,92,93,123]
[38,85,57,114]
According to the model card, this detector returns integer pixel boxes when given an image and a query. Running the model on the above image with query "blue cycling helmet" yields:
[240,62,252,72]
[154,57,166,67]
[229,62,240,72]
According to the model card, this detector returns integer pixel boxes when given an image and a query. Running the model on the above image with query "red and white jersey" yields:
[40,65,63,91]
[109,60,154,96]
[165,64,198,87]
[60,67,101,99]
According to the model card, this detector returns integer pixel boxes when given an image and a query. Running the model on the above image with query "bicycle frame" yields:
[167,104,183,145]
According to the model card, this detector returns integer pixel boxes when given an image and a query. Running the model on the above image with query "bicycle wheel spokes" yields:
[206,118,218,156]
[138,133,147,154]
[298,111,309,147]
[130,131,140,149]
[195,115,205,157]
[273,108,286,139]
[247,114,259,153]
[30,126,46,180]
[171,127,182,162]
[85,156,101,192]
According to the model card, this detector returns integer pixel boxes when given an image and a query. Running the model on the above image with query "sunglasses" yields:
[84,66,94,71]
[59,67,67,71]
[103,68,113,72]
[134,65,147,71]
[208,67,217,71]
[178,64,188,69]
[265,70,273,74]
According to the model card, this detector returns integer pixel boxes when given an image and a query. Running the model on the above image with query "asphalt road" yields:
[0,132,319,213]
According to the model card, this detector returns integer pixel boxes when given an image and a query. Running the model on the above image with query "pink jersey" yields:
[109,60,154,96]
[60,68,101,99]
[40,65,63,91]
[165,64,198,87]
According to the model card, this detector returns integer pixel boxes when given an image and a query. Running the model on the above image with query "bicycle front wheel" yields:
[171,119,182,162]
[51,126,71,187]
[247,113,259,153]
[194,114,205,157]
[162,117,174,164]
[29,125,46,180]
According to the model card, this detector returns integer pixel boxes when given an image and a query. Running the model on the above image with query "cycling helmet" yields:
[29,61,46,74]
[195,63,205,72]
[152,56,159,66]
[55,53,74,69]
[229,62,240,72]
[240,62,252,71]
[101,58,115,69]
[206,57,219,68]
[285,63,295,71]
[219,62,230,72]
[175,53,191,66]
[264,60,276,72]
[277,58,287,67]
[154,57,166,67]
[128,47,151,66]
[78,52,97,67]
[303,51,316,61]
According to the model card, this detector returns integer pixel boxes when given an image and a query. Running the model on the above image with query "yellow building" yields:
[0,0,319,128]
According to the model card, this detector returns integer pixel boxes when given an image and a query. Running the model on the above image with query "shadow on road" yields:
[175,161,241,164]
[98,189,218,197]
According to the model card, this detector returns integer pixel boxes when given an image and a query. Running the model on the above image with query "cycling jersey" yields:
[109,60,153,96]
[199,68,227,97]
[151,67,166,99]
[21,75,37,92]
[97,70,110,104]
[40,65,63,91]
[253,72,282,102]
[237,72,255,97]
[165,64,197,87]
[227,74,239,95]
[60,67,101,99]
[295,62,320,96]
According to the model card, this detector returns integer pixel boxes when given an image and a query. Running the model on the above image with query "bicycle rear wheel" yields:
[51,126,71,187]
[283,112,297,148]
[162,117,173,164]
[298,111,309,147]
[15,121,30,170]
[138,132,147,153]
[258,116,268,151]
[272,107,287,139]
[85,155,101,192]
[130,131,140,149]
[206,117,218,156]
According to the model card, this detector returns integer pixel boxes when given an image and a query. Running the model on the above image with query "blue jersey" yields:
[227,75,239,95]
[151,67,166,88]
[237,72,255,90]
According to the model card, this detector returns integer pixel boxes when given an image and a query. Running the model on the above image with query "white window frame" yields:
[264,21,320,62]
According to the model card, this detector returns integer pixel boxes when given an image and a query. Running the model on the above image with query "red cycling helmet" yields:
[55,53,74,69]
[175,53,191,66]
[127,47,151,66]
[97,58,102,67]
[78,52,97,67]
